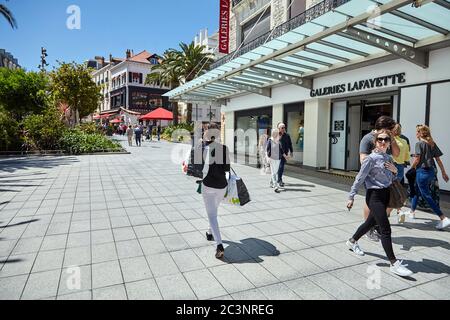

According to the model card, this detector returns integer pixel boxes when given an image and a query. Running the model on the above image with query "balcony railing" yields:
[211,0,351,70]
[232,0,245,6]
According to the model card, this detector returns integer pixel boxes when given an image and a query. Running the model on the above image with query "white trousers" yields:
[269,159,281,187]
[202,185,227,246]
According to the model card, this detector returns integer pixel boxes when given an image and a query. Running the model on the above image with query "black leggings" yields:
[353,188,396,262]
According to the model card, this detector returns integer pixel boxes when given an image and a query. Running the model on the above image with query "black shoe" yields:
[279,182,285,187]
[215,245,225,259]
[206,232,214,241]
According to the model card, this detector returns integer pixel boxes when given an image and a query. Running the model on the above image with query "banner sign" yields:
[219,0,230,54]
[310,73,406,98]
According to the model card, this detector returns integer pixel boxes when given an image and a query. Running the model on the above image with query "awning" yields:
[164,0,450,102]
[110,118,122,124]
[140,108,173,121]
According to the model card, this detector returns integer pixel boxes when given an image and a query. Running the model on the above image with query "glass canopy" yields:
[164,0,450,101]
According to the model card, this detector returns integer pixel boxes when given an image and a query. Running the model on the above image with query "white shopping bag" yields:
[223,173,240,206]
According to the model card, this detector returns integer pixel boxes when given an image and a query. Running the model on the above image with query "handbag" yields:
[196,180,202,194]
[389,180,408,209]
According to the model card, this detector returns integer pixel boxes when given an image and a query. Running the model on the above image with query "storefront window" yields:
[235,107,272,165]
[284,103,305,165]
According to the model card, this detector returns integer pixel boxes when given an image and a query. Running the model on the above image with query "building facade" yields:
[91,50,170,115]
[0,49,20,69]
[165,0,450,192]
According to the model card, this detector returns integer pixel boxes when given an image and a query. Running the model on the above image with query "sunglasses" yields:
[376,137,391,143]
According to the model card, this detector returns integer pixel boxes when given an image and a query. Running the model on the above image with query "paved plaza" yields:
[0,137,449,300]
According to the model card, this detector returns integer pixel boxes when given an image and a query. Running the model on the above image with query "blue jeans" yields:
[411,168,443,217]
[395,163,405,183]
[277,157,286,183]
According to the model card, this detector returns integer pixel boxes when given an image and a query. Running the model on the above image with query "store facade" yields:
[164,0,450,191]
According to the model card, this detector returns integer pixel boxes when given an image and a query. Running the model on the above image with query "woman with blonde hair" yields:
[409,125,449,229]
[266,129,284,193]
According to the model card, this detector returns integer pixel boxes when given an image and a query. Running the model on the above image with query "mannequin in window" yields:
[296,120,305,152]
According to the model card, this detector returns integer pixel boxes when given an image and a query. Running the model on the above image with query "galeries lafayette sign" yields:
[310,73,406,97]
[219,0,230,54]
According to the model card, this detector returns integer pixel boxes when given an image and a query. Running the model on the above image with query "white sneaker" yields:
[269,181,274,188]
[436,217,450,230]
[390,260,413,277]
[346,240,365,256]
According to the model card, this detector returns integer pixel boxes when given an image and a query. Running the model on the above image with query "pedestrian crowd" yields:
[189,117,448,282]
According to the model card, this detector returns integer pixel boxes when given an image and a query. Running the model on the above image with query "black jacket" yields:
[279,133,293,156]
[202,143,231,189]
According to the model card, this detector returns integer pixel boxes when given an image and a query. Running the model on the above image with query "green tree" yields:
[175,42,214,124]
[0,105,20,151]
[50,62,101,127]
[1,0,17,29]
[146,51,182,125]
[0,68,49,120]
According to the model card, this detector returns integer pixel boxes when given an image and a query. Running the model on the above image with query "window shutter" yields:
[129,72,132,83]
[139,73,143,84]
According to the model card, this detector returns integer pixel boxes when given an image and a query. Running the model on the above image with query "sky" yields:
[1,0,220,71]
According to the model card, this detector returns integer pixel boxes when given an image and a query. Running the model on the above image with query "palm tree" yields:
[175,42,214,124]
[1,1,17,29]
[146,51,182,125]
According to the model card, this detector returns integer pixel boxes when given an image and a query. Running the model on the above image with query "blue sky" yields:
[1,0,219,71]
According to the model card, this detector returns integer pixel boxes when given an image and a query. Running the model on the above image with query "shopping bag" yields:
[224,168,251,207]
[389,180,408,209]
[224,175,240,205]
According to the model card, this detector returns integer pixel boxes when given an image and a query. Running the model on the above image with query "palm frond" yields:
[0,4,18,29]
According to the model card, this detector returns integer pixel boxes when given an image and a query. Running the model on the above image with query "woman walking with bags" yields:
[201,123,231,259]
[346,130,413,277]
[266,129,284,193]
[407,125,449,229]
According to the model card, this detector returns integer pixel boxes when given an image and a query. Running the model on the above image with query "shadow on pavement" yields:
[0,258,23,264]
[223,238,280,264]
[0,157,79,174]
[0,219,40,229]
[284,183,316,188]
[392,236,450,252]
[279,188,312,193]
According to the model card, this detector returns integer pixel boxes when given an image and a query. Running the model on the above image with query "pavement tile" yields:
[57,290,92,300]
[91,229,114,245]
[125,279,162,300]
[133,225,157,239]
[209,264,255,294]
[40,234,68,251]
[258,283,300,300]
[32,249,65,273]
[233,262,279,287]
[146,253,179,277]
[93,284,127,300]
[22,269,60,300]
[63,246,91,267]
[170,249,205,272]
[67,232,90,248]
[285,278,335,300]
[116,239,144,259]
[231,288,268,300]
[92,260,123,289]
[308,273,369,300]
[184,269,228,300]
[155,274,196,300]
[92,243,118,264]
[120,256,153,283]
[139,237,167,255]
[0,274,28,300]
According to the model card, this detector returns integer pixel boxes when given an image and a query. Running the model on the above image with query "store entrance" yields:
[330,94,395,171]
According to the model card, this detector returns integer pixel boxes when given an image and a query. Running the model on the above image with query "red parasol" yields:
[140,108,173,121]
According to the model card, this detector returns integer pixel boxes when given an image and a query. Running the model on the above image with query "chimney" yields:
[131,50,134,57]
[109,54,113,63]
[126,49,131,59]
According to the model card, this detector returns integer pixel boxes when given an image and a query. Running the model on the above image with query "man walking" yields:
[134,125,142,147]
[157,124,162,141]
[277,123,293,187]
[147,123,153,141]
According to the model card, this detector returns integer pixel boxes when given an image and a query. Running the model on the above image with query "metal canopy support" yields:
[303,47,350,62]
[343,27,429,68]
[260,62,305,74]
[317,40,370,57]
[218,80,272,97]
[435,0,450,10]
[288,54,333,67]
[248,66,313,89]
[226,77,267,86]
[175,95,217,103]
[272,58,319,71]
[232,73,273,84]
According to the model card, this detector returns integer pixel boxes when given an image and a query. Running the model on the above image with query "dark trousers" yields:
[135,136,142,146]
[353,188,396,262]
[277,157,286,183]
